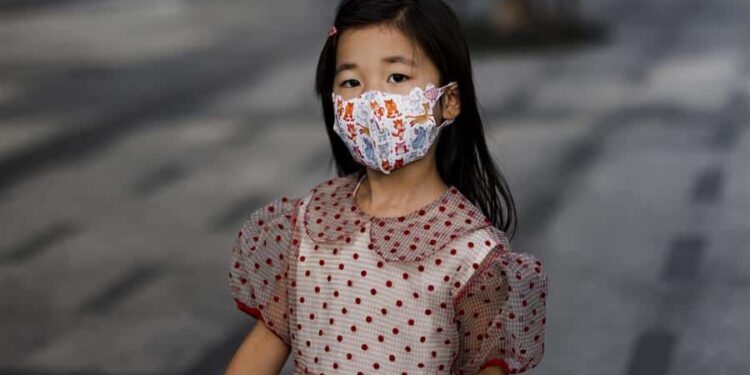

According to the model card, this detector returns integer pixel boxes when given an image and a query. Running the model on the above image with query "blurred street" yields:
[0,0,748,374]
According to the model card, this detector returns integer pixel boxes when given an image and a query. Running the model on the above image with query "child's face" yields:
[333,24,447,118]
[332,23,462,165]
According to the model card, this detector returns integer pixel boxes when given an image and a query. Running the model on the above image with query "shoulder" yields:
[452,225,512,258]
[449,231,548,374]
[448,224,546,302]
[448,224,511,270]
[445,225,510,282]
[241,194,305,232]
[242,173,359,228]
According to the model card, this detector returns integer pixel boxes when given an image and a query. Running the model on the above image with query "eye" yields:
[388,73,410,83]
[340,79,360,88]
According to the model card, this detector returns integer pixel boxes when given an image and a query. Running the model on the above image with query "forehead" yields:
[335,24,427,67]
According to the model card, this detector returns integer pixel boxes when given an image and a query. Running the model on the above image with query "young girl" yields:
[224,1,548,374]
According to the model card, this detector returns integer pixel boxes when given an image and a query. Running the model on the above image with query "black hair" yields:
[314,0,518,239]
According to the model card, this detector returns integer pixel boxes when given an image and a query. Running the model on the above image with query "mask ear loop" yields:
[435,81,458,130]
[436,118,455,130]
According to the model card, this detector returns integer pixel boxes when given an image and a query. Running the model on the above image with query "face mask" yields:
[331,81,458,174]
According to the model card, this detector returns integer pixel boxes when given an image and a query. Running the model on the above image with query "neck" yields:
[356,159,449,218]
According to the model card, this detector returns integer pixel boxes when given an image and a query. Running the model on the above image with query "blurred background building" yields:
[0,0,748,374]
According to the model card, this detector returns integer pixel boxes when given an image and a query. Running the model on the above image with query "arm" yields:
[223,320,290,375]
[226,195,302,375]
[453,235,548,375]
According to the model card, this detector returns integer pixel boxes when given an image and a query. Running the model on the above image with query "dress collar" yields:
[303,173,492,262]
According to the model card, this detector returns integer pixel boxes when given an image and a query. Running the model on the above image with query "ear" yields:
[441,83,461,121]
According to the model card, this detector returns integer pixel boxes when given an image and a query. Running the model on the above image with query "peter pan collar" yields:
[302,173,492,262]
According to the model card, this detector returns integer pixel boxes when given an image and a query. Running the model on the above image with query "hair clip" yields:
[328,25,338,37]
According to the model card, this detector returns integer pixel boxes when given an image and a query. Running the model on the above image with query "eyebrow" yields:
[335,55,417,76]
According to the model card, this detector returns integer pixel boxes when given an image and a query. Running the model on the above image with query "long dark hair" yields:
[314,0,518,239]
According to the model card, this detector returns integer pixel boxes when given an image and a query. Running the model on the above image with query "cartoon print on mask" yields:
[394,140,409,155]
[424,84,440,101]
[406,102,433,126]
[384,99,401,118]
[370,100,385,120]
[362,137,375,160]
[343,102,355,121]
[335,97,344,118]
[365,116,379,133]
[356,123,370,137]
[331,82,456,174]
[411,126,428,150]
[381,159,391,171]
[404,90,422,112]
[356,101,370,122]
[352,144,364,159]
[345,123,357,141]
[376,141,389,165]
[391,118,405,140]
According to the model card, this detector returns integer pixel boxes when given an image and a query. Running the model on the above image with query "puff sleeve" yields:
[453,246,549,374]
[227,195,302,347]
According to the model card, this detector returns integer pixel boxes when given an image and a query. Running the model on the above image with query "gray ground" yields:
[0,0,748,374]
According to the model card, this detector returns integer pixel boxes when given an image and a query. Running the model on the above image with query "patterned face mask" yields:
[331,81,458,174]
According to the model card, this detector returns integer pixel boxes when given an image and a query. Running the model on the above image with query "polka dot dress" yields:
[228,172,548,374]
